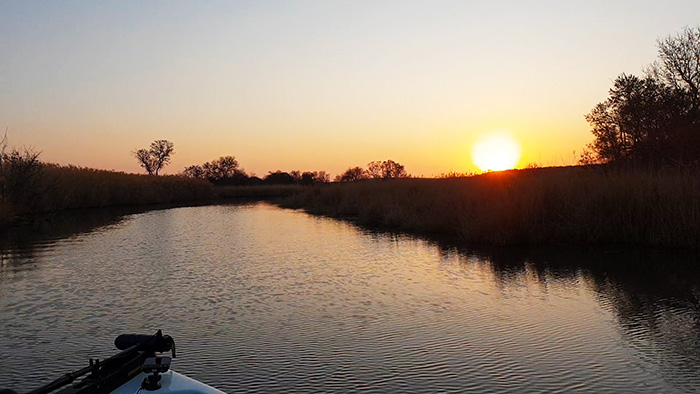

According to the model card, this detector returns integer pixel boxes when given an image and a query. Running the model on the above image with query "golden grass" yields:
[4,162,698,248]
[0,164,309,227]
[283,166,700,248]
[0,164,215,225]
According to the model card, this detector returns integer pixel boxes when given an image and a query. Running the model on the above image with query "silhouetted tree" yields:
[134,150,155,175]
[335,166,368,182]
[380,159,408,178]
[133,140,174,175]
[248,176,264,185]
[298,171,330,185]
[584,74,681,163]
[215,169,251,186]
[202,156,239,182]
[182,165,205,179]
[367,160,408,179]
[299,172,315,185]
[264,171,296,185]
[314,171,330,183]
[182,156,251,185]
[584,27,700,165]
[366,161,382,179]
[651,26,700,117]
[290,170,302,183]
[260,170,330,185]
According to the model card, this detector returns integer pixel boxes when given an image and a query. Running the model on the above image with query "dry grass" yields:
[4,162,698,248]
[0,164,215,225]
[283,166,700,248]
[0,163,310,227]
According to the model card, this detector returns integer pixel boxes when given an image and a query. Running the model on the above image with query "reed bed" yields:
[0,164,215,225]
[283,167,700,248]
[0,163,309,227]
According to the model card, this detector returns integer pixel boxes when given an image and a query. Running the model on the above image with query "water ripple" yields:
[1,203,699,392]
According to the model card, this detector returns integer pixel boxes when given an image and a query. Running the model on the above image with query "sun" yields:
[471,133,521,172]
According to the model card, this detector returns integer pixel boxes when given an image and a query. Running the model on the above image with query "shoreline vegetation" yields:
[282,166,700,249]
[2,162,699,249]
[0,162,306,227]
[0,164,213,225]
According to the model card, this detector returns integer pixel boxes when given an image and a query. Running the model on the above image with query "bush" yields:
[0,147,44,220]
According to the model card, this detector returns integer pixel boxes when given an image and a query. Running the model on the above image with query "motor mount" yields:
[141,356,172,391]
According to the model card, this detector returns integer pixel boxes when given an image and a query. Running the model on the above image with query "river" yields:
[1,202,699,393]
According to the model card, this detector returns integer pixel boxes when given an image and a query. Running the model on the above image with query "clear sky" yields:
[2,1,699,177]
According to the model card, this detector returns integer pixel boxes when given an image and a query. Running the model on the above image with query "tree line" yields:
[132,140,409,185]
[583,26,700,166]
[182,156,331,186]
[334,160,409,181]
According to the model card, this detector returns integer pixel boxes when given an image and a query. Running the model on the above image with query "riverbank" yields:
[0,164,214,225]
[282,166,700,248]
[5,164,699,248]
[0,164,299,228]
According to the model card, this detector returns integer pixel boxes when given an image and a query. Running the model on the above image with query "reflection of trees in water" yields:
[0,206,152,277]
[584,250,700,379]
[276,218,700,368]
[0,202,244,278]
[441,242,700,386]
[0,247,38,282]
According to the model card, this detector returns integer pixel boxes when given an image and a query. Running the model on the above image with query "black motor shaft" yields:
[114,330,175,356]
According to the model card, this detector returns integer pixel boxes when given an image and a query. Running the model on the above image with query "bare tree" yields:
[149,140,175,175]
[366,160,408,179]
[133,140,174,175]
[134,149,156,175]
[653,26,700,116]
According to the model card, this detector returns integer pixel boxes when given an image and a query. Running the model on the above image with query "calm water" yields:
[1,202,700,393]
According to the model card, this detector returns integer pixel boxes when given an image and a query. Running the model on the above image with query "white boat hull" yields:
[111,370,225,394]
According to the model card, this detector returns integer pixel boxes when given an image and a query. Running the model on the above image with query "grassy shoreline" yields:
[3,164,699,249]
[0,164,297,229]
[282,166,700,249]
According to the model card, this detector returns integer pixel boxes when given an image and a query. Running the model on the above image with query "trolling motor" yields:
[114,330,176,391]
[113,330,176,357]
[15,330,177,394]
[141,356,172,390]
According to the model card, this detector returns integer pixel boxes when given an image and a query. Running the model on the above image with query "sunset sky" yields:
[2,1,700,177]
